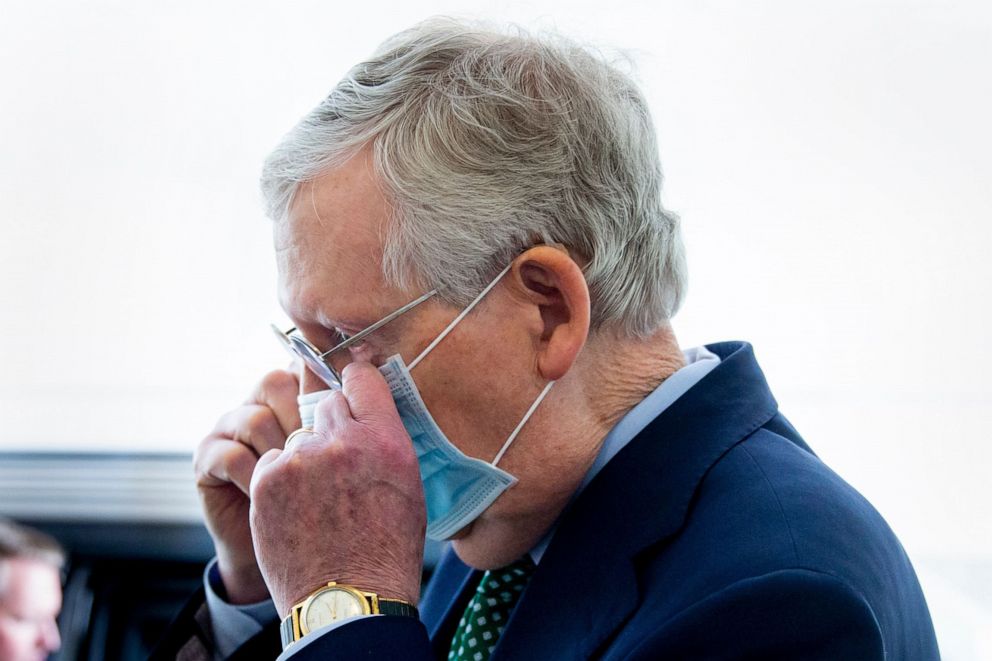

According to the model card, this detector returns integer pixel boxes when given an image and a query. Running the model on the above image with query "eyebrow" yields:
[279,294,367,337]
[320,290,436,355]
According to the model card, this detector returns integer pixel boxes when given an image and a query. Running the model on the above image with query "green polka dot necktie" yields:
[448,556,536,661]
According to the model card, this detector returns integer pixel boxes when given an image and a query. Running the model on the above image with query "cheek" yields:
[409,304,538,455]
[416,369,489,445]
[421,360,527,457]
[0,621,30,652]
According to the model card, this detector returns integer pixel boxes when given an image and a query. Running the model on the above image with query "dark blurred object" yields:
[34,522,211,661]
[1,452,212,661]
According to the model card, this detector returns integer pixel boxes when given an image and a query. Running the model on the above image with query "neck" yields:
[452,323,686,569]
[581,323,686,429]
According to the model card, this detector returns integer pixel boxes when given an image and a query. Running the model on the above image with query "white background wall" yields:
[1,1,989,656]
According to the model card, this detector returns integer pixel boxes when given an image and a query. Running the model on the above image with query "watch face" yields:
[302,587,368,633]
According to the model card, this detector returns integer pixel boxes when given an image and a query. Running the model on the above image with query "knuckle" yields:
[330,422,362,450]
[302,435,353,470]
[192,434,221,475]
[316,389,346,419]
[260,369,298,398]
[244,407,276,437]
[225,444,255,474]
[331,445,360,474]
[249,452,281,494]
[314,391,336,414]
[192,436,210,467]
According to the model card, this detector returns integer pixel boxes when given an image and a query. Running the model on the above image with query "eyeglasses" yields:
[272,289,437,389]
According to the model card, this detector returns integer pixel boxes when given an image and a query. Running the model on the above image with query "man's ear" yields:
[510,245,591,381]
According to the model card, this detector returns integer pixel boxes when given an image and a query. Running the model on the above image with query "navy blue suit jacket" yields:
[263,342,939,659]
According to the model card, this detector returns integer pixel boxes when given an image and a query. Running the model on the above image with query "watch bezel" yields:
[299,584,371,634]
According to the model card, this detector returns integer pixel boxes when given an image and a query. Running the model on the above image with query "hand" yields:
[194,369,300,604]
[249,361,427,617]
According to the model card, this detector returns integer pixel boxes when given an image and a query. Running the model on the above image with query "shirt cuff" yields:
[203,558,279,659]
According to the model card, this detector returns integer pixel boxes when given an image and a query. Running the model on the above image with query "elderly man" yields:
[0,519,63,661]
[157,19,939,660]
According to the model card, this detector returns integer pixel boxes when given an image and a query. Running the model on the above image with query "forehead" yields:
[0,558,60,610]
[274,150,396,322]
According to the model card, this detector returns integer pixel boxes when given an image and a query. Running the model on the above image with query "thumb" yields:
[339,361,399,424]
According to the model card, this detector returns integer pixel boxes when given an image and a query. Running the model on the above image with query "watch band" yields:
[280,615,296,650]
[376,598,419,618]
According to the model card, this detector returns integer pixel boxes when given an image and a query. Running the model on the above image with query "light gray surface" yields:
[0,452,202,523]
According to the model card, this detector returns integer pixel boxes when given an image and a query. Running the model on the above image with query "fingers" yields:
[196,369,301,497]
[255,448,282,473]
[249,369,301,436]
[197,403,285,495]
[213,404,288,456]
[338,361,397,424]
[313,389,352,432]
[249,448,283,496]
[284,428,320,452]
[195,438,260,495]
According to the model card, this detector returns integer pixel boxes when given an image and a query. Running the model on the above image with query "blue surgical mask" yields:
[296,264,554,540]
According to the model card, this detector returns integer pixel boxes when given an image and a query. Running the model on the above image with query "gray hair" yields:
[0,518,64,596]
[261,18,687,336]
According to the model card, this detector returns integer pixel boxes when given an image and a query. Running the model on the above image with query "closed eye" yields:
[333,327,368,352]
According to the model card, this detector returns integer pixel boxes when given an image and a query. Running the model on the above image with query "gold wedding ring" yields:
[285,428,317,449]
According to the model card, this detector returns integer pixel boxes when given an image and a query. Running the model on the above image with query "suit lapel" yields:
[422,544,481,657]
[495,548,639,660]
[494,342,779,659]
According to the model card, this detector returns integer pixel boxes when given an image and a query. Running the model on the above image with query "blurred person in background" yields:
[0,519,63,661]
[156,18,939,660]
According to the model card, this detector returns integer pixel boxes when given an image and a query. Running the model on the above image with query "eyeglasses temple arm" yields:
[319,290,437,358]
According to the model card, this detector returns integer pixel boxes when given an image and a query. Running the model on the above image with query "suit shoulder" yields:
[653,427,938,658]
[722,428,902,571]
[626,568,886,660]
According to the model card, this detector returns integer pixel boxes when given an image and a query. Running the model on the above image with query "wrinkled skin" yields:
[249,363,426,614]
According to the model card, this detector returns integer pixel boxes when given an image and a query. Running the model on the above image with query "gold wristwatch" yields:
[280,582,418,650]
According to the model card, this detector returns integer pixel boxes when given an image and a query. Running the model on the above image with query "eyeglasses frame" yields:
[272,289,438,387]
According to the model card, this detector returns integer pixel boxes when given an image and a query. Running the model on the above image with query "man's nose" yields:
[38,619,60,652]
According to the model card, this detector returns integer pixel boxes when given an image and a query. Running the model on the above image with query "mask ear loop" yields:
[491,380,555,466]
[408,263,514,371]
[406,260,554,466]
